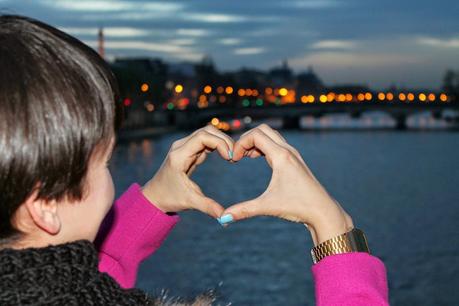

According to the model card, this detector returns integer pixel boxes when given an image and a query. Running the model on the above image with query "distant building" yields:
[98,28,104,59]
[269,60,294,87]
[296,66,324,94]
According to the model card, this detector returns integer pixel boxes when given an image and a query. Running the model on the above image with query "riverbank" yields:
[117,126,178,142]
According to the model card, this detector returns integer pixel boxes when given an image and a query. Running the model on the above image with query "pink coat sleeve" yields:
[96,183,180,288]
[312,252,389,306]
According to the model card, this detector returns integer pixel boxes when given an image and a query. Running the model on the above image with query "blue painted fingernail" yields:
[217,214,233,225]
[228,150,233,160]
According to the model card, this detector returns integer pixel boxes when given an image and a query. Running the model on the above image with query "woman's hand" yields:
[220,124,354,245]
[142,125,234,218]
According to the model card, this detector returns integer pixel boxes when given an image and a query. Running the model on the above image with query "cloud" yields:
[311,40,357,50]
[285,0,342,9]
[176,29,211,37]
[167,38,196,46]
[234,47,266,55]
[61,27,150,37]
[417,36,459,48]
[184,13,247,23]
[84,39,203,61]
[290,51,420,69]
[45,0,183,12]
[219,38,242,45]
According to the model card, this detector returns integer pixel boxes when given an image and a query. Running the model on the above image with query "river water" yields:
[109,129,459,305]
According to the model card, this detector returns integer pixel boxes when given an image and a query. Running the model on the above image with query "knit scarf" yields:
[0,240,216,306]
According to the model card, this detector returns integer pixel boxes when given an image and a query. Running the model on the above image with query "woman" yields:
[0,14,388,305]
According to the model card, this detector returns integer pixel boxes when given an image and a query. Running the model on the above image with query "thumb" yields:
[194,196,225,219]
[218,198,268,225]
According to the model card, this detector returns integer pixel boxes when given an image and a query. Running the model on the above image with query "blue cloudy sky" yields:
[1,0,458,89]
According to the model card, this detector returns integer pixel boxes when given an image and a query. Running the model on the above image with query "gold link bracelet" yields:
[311,228,370,264]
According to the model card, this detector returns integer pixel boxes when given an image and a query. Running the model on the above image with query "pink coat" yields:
[97,183,389,305]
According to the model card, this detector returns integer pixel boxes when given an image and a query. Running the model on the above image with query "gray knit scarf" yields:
[0,240,217,305]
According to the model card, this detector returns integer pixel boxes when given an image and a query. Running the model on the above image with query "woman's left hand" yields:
[142,125,234,218]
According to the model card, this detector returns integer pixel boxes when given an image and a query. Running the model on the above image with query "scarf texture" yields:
[0,240,216,306]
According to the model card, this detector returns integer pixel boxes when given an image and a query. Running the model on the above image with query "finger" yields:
[203,125,235,153]
[182,130,232,161]
[232,129,283,166]
[257,124,287,144]
[247,148,263,158]
[172,125,223,150]
[256,124,304,162]
[193,195,226,219]
[218,198,270,223]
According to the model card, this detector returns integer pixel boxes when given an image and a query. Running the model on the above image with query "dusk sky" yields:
[1,0,458,89]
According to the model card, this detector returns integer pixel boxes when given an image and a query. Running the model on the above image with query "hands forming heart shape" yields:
[142,124,353,245]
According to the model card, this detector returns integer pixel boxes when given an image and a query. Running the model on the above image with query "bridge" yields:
[176,100,458,130]
[124,95,459,131]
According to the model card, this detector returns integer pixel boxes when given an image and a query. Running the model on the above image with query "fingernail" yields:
[228,150,233,160]
[217,214,233,225]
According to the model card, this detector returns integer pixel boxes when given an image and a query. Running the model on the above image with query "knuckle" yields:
[238,206,252,219]
[196,129,209,139]
[171,140,181,149]
[205,124,218,132]
[258,123,270,130]
[277,147,294,163]
[167,150,181,167]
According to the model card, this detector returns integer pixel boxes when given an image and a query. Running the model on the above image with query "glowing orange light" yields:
[225,86,234,95]
[308,95,315,103]
[365,92,372,101]
[246,89,253,96]
[211,118,220,126]
[252,89,259,97]
[141,83,149,92]
[204,85,212,94]
[398,93,406,101]
[419,93,427,101]
[378,93,385,101]
[238,89,246,96]
[265,87,273,95]
[345,94,353,102]
[327,93,335,102]
[440,93,448,102]
[301,95,308,103]
[357,93,365,101]
[279,88,288,97]
[386,93,394,101]
[320,95,327,103]
[174,84,183,93]
[428,93,435,102]
[407,93,415,101]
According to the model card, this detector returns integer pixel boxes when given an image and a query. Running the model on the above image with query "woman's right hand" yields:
[142,125,234,219]
[220,124,354,245]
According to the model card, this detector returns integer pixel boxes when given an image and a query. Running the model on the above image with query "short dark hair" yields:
[0,15,123,243]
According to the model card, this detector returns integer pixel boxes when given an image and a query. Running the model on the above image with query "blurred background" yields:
[2,0,458,305]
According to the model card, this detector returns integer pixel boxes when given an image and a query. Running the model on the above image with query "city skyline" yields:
[1,0,458,89]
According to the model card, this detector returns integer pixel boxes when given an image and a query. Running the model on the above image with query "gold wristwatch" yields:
[310,228,370,264]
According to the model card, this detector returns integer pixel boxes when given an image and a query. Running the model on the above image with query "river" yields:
[109,129,459,305]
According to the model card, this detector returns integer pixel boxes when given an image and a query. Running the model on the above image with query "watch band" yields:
[310,228,370,264]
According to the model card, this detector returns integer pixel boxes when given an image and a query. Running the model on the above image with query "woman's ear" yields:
[24,191,61,235]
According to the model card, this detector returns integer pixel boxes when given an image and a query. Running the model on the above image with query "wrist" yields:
[141,181,168,213]
[309,207,353,245]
